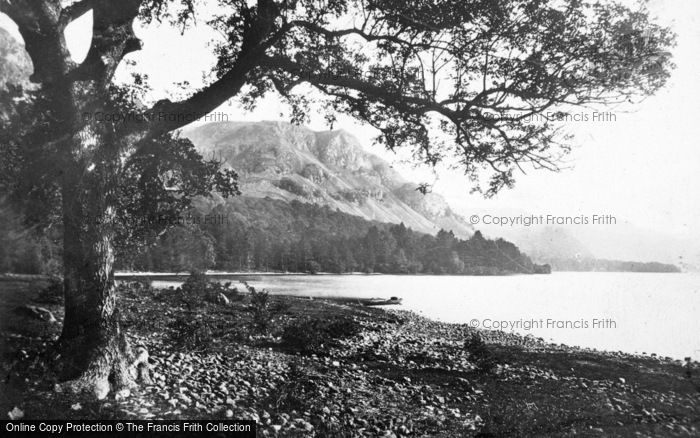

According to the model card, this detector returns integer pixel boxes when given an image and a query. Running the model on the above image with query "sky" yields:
[2,0,699,263]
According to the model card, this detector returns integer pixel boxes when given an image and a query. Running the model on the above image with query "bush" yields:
[282,317,361,353]
[464,332,497,373]
[178,270,240,308]
[241,281,272,333]
[209,280,243,303]
[168,315,221,351]
[180,269,209,294]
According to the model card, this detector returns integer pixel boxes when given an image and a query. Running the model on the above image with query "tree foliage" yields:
[1,0,674,204]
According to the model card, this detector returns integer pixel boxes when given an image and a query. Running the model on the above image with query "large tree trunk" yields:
[57,208,130,399]
[54,129,147,399]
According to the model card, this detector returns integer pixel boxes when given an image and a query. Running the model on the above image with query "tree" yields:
[0,0,673,397]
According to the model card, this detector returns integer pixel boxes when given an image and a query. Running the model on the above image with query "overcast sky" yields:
[2,0,699,257]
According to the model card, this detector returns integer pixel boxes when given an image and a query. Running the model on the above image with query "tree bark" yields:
[54,128,147,399]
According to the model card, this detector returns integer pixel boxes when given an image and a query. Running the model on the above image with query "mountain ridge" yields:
[182,121,475,238]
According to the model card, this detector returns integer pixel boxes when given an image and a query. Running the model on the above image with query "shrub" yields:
[180,269,209,295]
[464,332,497,373]
[282,317,361,353]
[169,315,218,351]
[209,280,243,303]
[178,270,240,308]
[241,281,272,333]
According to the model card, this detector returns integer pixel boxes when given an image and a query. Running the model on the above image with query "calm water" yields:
[151,272,700,360]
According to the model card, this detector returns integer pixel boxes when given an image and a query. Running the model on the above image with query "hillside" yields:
[0,27,33,122]
[0,27,31,90]
[182,121,474,238]
[126,197,547,275]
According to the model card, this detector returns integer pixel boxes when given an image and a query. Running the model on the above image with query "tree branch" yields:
[69,0,143,85]
[144,55,256,136]
[260,54,458,120]
[59,0,95,29]
[0,0,75,83]
[140,0,284,136]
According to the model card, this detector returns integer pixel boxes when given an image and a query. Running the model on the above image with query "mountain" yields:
[0,27,31,90]
[0,27,33,122]
[182,121,474,238]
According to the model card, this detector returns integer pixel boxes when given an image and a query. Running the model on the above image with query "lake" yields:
[148,272,700,361]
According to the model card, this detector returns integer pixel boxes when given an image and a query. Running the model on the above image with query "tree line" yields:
[125,198,549,275]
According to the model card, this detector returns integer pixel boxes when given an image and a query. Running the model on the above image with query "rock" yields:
[274,414,289,426]
[332,361,340,367]
[618,377,626,384]
[217,293,230,306]
[8,407,24,420]
[71,403,82,411]
[226,409,234,418]
[293,419,313,432]
[115,388,131,400]
[95,380,110,400]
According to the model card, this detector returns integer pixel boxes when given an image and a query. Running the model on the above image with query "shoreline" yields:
[114,270,683,278]
[1,279,698,436]
[0,270,685,285]
[1,273,694,361]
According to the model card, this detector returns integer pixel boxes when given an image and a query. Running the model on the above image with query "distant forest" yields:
[125,198,549,275]
[3,196,678,276]
[544,258,680,273]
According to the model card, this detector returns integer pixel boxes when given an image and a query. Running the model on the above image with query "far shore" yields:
[2,270,686,285]
[113,270,684,278]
